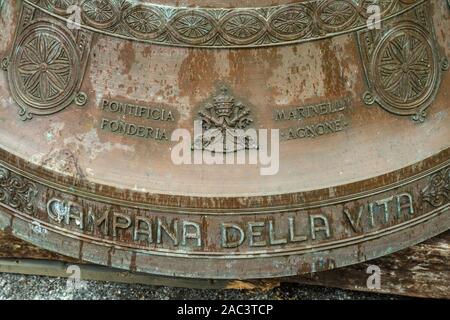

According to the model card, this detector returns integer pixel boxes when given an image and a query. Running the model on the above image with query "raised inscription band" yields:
[26,0,427,49]
[0,150,448,278]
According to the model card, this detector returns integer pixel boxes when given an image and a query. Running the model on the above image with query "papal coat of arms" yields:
[193,86,258,153]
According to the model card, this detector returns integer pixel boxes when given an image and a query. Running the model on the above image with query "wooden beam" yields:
[0,230,448,298]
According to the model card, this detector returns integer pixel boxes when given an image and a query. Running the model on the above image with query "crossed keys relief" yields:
[193,86,258,153]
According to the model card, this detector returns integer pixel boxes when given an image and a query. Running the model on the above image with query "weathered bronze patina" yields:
[0,0,448,279]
